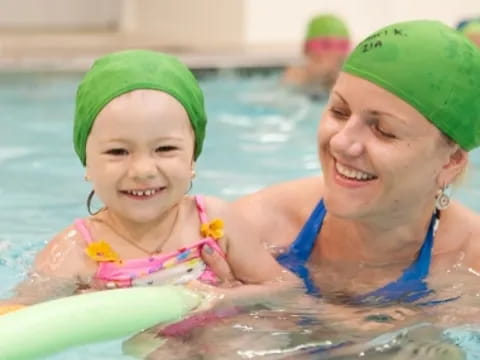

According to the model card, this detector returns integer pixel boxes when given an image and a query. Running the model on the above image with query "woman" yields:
[206,19,480,307]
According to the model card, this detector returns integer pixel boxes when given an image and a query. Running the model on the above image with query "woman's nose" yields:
[329,117,365,158]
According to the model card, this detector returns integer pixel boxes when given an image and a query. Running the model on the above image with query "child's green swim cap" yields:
[305,14,349,40]
[343,20,480,150]
[74,50,206,166]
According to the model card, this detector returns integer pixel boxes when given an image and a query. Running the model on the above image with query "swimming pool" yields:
[1,70,480,359]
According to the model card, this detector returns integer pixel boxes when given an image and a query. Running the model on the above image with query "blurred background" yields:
[0,0,478,70]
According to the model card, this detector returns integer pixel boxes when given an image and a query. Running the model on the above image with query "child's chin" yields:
[125,211,164,224]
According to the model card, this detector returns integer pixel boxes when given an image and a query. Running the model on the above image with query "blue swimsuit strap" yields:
[354,210,438,304]
[276,200,326,295]
[277,199,453,304]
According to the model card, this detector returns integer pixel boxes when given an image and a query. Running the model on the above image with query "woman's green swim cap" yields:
[343,20,480,150]
[74,50,206,165]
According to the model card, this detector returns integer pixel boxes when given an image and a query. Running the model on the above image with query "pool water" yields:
[1,70,480,359]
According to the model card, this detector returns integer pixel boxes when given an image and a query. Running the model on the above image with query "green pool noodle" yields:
[0,286,200,359]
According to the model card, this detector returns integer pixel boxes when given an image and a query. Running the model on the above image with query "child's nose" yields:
[129,155,157,180]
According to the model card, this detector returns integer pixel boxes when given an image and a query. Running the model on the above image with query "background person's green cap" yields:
[74,49,206,166]
[342,20,480,151]
[305,14,349,40]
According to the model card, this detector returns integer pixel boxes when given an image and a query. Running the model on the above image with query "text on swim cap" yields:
[361,28,407,53]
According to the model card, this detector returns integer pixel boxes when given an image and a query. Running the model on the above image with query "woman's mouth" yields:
[335,162,377,182]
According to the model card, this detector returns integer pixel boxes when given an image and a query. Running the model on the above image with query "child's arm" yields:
[1,225,95,307]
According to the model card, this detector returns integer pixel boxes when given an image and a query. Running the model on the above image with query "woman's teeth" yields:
[335,162,376,181]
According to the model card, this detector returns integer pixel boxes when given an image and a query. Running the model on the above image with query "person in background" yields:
[455,16,479,31]
[460,19,480,47]
[283,14,351,97]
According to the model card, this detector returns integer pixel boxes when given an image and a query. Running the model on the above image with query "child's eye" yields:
[156,145,178,152]
[105,148,129,156]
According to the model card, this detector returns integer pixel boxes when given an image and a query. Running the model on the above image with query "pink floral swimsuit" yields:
[74,195,224,288]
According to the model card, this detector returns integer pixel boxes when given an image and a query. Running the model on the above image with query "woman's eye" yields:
[374,125,396,139]
[156,145,178,152]
[105,148,128,156]
[329,107,349,119]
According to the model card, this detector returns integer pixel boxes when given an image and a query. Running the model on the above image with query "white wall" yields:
[0,0,120,29]
[244,0,480,46]
[118,0,245,49]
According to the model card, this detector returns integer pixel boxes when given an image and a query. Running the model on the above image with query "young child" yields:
[1,50,297,310]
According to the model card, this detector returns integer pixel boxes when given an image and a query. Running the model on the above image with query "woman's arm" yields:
[195,197,303,308]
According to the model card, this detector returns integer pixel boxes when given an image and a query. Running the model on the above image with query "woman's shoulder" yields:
[442,201,480,235]
[234,176,323,212]
[231,176,324,247]
[437,201,480,267]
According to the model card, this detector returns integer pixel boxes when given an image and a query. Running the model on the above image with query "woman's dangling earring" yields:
[435,184,451,210]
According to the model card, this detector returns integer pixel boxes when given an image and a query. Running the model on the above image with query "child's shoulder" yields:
[46,219,91,252]
[195,194,228,211]
[191,194,231,221]
[33,219,94,279]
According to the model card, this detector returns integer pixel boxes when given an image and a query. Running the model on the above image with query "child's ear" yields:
[84,164,92,182]
[191,161,196,179]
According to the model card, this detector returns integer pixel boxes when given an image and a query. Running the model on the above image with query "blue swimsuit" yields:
[277,199,456,305]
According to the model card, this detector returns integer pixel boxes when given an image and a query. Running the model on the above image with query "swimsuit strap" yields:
[354,211,440,304]
[283,199,326,262]
[194,195,209,226]
[276,199,326,295]
[74,218,95,245]
[277,200,449,304]
[193,195,224,256]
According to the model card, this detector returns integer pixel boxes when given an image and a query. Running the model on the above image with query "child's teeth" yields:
[129,189,157,196]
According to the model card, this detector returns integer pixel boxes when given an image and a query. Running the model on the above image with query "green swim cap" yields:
[343,20,480,150]
[74,50,206,166]
[305,14,349,40]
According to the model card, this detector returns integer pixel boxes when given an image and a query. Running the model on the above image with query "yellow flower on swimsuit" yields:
[85,240,122,263]
[200,218,224,240]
